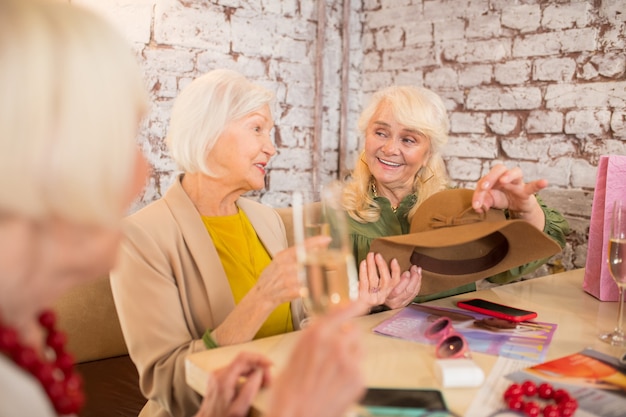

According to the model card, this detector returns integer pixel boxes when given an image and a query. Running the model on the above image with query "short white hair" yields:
[166,69,274,175]
[0,0,148,225]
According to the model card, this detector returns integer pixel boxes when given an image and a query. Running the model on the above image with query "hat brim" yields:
[370,219,561,296]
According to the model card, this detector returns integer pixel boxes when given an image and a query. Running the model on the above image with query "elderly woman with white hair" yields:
[342,85,570,303]
[110,69,375,417]
[0,0,149,415]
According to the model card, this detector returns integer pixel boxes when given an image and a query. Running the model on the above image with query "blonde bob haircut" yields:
[343,85,450,223]
[166,69,275,176]
[0,0,148,225]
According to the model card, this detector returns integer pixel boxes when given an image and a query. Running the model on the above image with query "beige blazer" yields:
[110,174,303,417]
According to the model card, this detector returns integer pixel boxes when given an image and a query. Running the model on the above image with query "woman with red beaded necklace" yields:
[0,0,150,415]
[0,1,365,417]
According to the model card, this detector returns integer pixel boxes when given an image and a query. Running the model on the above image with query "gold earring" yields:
[359,151,368,166]
[418,165,435,185]
[370,177,378,197]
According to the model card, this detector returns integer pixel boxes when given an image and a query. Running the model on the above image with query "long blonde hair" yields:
[343,85,450,223]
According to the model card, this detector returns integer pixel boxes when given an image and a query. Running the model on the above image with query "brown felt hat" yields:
[369,188,562,296]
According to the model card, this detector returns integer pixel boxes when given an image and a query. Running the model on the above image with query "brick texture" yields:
[360,0,626,274]
[73,0,626,276]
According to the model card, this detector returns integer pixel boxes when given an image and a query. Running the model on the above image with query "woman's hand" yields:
[267,302,366,417]
[358,252,422,312]
[384,263,422,309]
[213,235,332,346]
[255,235,332,307]
[472,164,546,231]
[194,352,272,417]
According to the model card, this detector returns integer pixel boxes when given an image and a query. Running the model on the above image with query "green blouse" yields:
[347,193,570,303]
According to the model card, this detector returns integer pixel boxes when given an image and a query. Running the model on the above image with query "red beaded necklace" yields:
[504,380,578,417]
[0,310,84,415]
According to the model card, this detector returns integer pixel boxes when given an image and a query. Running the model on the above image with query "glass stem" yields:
[616,286,625,335]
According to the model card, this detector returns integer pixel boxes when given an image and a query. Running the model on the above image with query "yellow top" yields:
[201,209,293,339]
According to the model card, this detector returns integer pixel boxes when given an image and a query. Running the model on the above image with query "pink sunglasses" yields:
[424,316,470,359]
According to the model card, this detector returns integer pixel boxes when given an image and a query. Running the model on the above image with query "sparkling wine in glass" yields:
[600,199,626,346]
[292,182,358,318]
[302,248,352,315]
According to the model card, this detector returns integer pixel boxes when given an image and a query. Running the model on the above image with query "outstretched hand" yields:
[471,164,546,231]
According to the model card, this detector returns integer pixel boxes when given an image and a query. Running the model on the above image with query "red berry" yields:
[522,380,538,396]
[560,398,578,411]
[35,362,56,385]
[13,346,38,370]
[543,404,560,417]
[0,327,18,352]
[71,389,86,412]
[66,373,83,391]
[561,407,575,417]
[553,388,570,403]
[57,396,75,415]
[45,380,64,404]
[523,401,540,417]
[46,330,67,353]
[507,396,524,411]
[38,310,56,330]
[504,383,523,400]
[538,382,554,399]
[56,351,74,376]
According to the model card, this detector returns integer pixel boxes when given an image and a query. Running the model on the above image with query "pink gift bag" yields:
[583,155,626,301]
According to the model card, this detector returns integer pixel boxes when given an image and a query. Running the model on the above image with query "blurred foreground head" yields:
[0,0,148,225]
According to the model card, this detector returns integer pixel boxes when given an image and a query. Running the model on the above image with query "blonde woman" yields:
[343,85,570,302]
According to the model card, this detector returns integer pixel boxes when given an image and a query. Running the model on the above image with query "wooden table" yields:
[186,268,626,416]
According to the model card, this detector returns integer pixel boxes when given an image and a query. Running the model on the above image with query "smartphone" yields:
[456,298,537,322]
[360,388,448,416]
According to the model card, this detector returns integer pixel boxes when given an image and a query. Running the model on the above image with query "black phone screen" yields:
[360,388,447,410]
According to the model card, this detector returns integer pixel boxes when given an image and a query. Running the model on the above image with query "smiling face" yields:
[208,104,276,192]
[363,101,431,197]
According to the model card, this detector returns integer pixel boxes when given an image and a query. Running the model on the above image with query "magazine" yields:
[373,304,557,363]
[505,348,626,417]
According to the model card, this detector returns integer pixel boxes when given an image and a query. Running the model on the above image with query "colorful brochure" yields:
[506,348,626,417]
[373,304,557,363]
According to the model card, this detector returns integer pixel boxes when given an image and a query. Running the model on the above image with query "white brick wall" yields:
[74,0,626,274]
[525,111,563,134]
[361,0,626,272]
[76,0,360,205]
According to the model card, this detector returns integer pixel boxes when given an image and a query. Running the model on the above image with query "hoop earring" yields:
[418,165,435,185]
[359,151,368,167]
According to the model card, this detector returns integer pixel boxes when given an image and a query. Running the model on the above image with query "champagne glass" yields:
[292,182,359,318]
[600,199,626,346]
